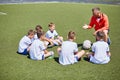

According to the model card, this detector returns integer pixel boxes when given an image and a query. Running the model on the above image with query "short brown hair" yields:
[48,22,55,27]
[27,29,35,35]
[68,31,76,39]
[92,7,100,12]
[96,31,105,39]
[35,25,43,32]
[37,31,45,38]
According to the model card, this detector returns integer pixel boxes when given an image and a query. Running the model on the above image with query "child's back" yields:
[58,31,85,65]
[59,41,78,65]
[29,31,54,60]
[29,39,45,60]
[89,31,110,64]
[91,40,110,64]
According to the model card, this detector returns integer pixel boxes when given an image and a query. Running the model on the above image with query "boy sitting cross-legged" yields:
[17,29,35,55]
[45,22,63,47]
[33,25,53,46]
[29,31,54,60]
[57,31,85,65]
[86,31,111,64]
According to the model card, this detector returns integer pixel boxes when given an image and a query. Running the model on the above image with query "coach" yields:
[82,7,110,45]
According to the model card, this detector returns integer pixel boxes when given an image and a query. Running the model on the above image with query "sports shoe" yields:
[48,51,54,59]
[47,45,54,48]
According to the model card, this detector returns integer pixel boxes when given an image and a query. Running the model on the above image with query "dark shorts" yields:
[75,56,79,61]
[42,54,45,60]
[17,49,29,55]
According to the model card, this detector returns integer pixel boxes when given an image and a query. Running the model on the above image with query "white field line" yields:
[0,12,7,15]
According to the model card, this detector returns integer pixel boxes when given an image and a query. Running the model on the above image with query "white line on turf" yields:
[0,12,7,15]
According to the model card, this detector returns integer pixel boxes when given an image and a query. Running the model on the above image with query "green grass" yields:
[0,3,120,80]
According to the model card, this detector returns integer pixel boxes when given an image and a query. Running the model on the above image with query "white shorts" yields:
[90,55,110,64]
[30,51,45,60]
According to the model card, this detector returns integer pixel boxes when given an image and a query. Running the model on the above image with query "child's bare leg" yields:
[27,46,31,52]
[103,30,108,42]
[56,36,63,45]
[57,47,61,55]
[44,51,54,58]
[58,36,63,41]
[85,51,94,58]
[54,39,63,46]
[75,50,85,59]
[44,52,51,58]
[107,52,111,57]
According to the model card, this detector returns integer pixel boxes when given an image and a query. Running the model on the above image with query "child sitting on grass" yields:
[17,29,35,55]
[86,31,111,64]
[57,31,85,65]
[34,25,43,40]
[29,31,54,60]
[45,22,63,47]
[34,25,53,47]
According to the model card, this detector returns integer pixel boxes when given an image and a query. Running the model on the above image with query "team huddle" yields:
[17,7,111,65]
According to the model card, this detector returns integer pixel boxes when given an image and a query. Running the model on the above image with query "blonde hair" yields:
[48,22,55,27]
[27,29,35,35]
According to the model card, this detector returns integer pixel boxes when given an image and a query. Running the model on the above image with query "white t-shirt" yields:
[31,34,38,43]
[29,39,46,60]
[18,36,32,53]
[34,33,38,40]
[46,30,58,39]
[90,40,110,64]
[59,41,78,65]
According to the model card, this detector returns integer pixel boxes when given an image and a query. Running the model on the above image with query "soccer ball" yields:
[83,40,92,49]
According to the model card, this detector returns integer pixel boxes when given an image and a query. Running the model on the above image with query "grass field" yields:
[0,2,120,80]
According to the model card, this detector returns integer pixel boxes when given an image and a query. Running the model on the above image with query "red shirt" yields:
[88,13,109,31]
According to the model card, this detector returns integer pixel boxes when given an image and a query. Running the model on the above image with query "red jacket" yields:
[88,13,109,31]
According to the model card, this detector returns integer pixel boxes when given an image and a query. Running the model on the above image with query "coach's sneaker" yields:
[107,37,111,45]
[48,51,54,59]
